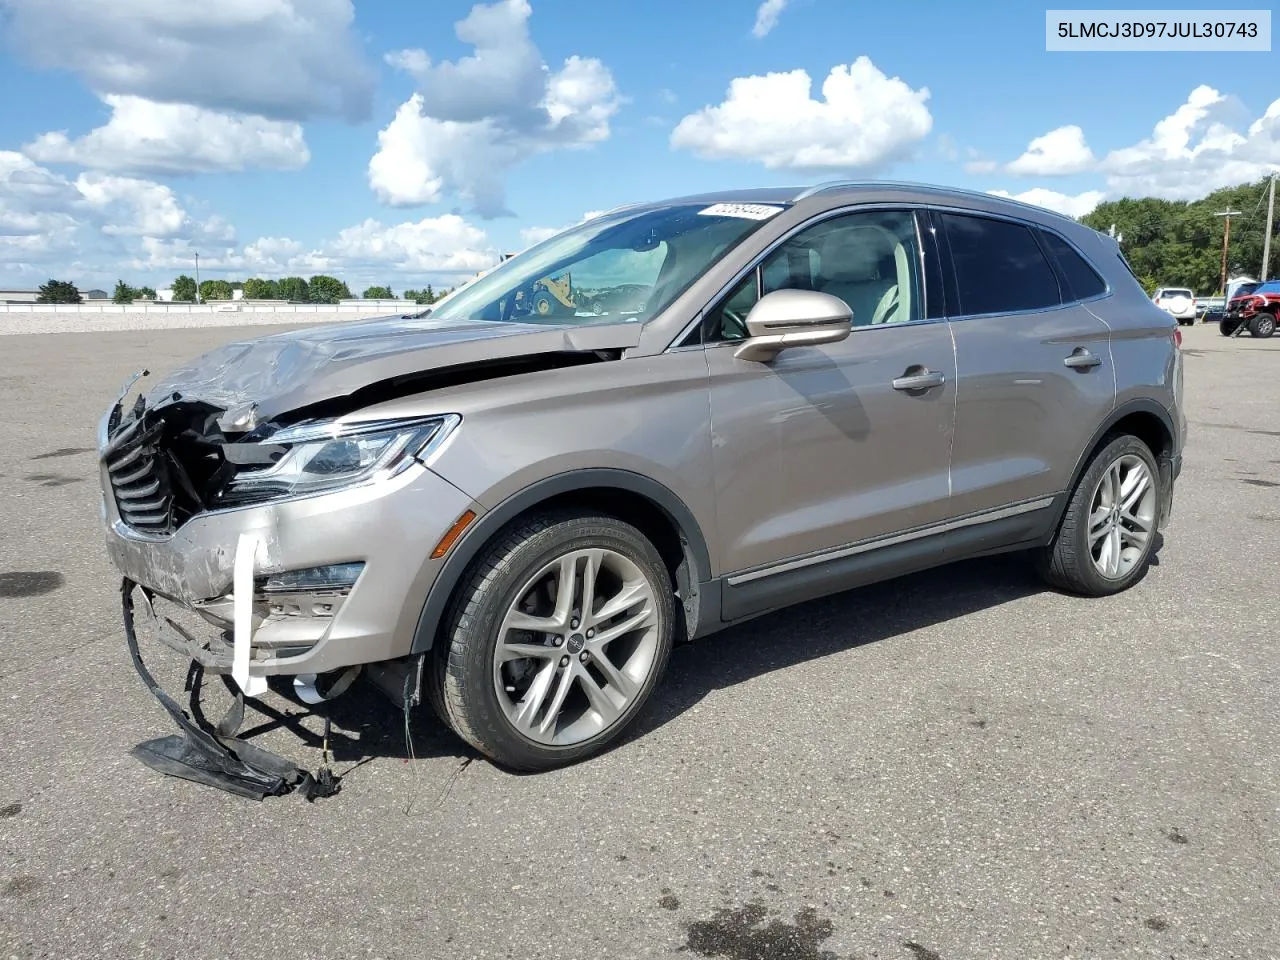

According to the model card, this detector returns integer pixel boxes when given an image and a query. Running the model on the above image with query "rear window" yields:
[1161,289,1193,298]
[941,213,1061,315]
[1040,231,1107,301]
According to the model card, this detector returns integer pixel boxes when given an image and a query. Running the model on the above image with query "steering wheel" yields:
[721,305,750,341]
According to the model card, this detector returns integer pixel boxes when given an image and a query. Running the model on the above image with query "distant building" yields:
[0,289,39,303]
[82,288,110,300]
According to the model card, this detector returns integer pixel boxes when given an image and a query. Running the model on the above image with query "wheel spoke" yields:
[536,662,578,735]
[588,579,651,628]
[1120,465,1150,510]
[587,650,637,700]
[590,605,654,647]
[577,549,603,623]
[1120,525,1149,548]
[578,668,623,726]
[1107,527,1123,576]
[498,641,558,663]
[1121,508,1152,533]
[1089,506,1110,544]
[511,660,558,731]
[549,554,578,628]
[505,610,561,634]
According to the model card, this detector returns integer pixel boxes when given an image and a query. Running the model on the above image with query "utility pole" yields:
[194,251,201,304]
[1214,210,1242,296]
[1262,174,1276,282]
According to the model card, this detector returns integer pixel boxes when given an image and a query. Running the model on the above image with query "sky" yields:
[0,0,1276,292]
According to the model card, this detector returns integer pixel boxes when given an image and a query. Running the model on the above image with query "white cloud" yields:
[0,151,229,278]
[670,57,932,171]
[752,0,788,38]
[988,188,1106,219]
[369,0,621,217]
[1099,87,1280,198]
[73,173,190,236]
[326,215,494,274]
[964,158,998,174]
[517,210,607,248]
[1006,125,1095,176]
[0,0,373,122]
[24,95,309,175]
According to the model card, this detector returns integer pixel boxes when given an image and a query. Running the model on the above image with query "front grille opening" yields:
[104,400,229,534]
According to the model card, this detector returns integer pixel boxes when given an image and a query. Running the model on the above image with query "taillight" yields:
[1174,327,1182,348]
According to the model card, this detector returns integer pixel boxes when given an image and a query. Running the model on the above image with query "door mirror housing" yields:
[733,289,853,362]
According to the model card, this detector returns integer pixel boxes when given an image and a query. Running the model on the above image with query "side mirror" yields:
[733,289,853,362]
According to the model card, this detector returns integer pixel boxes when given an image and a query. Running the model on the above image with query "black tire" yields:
[1220,318,1242,337]
[1249,313,1277,338]
[531,291,555,316]
[1177,318,1193,326]
[1035,434,1162,597]
[429,510,675,771]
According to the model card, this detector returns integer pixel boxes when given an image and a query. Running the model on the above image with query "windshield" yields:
[426,201,789,326]
[1233,282,1262,297]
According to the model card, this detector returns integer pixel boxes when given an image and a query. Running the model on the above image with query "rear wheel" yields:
[1177,318,1193,326]
[430,511,675,770]
[1035,435,1161,596]
[1249,312,1277,338]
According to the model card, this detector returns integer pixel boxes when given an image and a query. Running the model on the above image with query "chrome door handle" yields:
[1063,349,1102,370]
[892,369,946,391]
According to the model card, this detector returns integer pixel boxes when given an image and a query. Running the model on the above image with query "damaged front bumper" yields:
[100,445,478,685]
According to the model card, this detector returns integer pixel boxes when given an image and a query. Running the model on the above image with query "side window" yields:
[704,209,924,342]
[940,213,1061,316]
[1040,231,1107,301]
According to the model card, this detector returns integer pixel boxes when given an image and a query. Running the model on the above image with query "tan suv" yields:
[99,182,1185,793]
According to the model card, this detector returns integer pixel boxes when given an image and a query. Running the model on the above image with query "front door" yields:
[702,208,957,582]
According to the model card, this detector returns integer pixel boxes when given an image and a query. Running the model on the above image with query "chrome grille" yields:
[104,417,173,532]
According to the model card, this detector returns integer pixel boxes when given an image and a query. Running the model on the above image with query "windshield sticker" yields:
[697,203,785,221]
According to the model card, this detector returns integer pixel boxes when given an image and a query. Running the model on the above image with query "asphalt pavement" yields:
[1,321,1277,959]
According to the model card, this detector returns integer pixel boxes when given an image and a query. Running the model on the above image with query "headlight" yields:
[216,414,459,507]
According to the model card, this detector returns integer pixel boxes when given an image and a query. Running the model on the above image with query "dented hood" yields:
[144,313,645,422]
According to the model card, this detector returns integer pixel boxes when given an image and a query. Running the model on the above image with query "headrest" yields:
[816,225,896,284]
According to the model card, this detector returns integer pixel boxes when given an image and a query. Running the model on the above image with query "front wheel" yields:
[1035,435,1161,596]
[1249,313,1277,339]
[430,511,675,770]
[1220,318,1242,336]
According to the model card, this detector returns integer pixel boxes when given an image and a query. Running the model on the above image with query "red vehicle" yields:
[1220,280,1279,339]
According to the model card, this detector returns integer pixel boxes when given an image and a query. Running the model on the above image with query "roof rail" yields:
[792,179,1081,224]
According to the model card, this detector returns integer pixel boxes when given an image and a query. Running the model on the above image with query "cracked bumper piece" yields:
[103,461,479,681]
[122,578,339,801]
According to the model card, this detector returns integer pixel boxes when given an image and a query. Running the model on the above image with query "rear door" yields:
[935,209,1116,518]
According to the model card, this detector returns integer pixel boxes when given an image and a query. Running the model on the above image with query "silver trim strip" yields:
[725,496,1055,587]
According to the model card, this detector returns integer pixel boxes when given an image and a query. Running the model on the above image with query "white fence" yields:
[0,302,405,314]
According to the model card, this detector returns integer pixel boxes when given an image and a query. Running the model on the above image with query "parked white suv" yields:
[1153,287,1197,325]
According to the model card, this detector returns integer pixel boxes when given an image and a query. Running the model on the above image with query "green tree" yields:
[1082,177,1277,296]
[136,286,157,300]
[242,277,280,300]
[171,275,197,302]
[199,279,234,301]
[37,279,82,303]
[362,285,394,299]
[112,280,136,304]
[309,275,352,303]
[278,276,309,302]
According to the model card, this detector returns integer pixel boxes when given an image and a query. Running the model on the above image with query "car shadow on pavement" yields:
[633,554,1048,742]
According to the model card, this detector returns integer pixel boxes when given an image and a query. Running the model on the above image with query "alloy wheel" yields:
[492,548,662,746]
[1088,454,1157,579]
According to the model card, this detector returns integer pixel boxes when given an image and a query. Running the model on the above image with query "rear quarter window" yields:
[1040,231,1107,301]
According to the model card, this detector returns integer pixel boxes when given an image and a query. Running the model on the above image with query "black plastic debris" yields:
[122,578,340,801]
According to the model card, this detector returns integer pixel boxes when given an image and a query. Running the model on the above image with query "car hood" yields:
[141,313,645,424]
